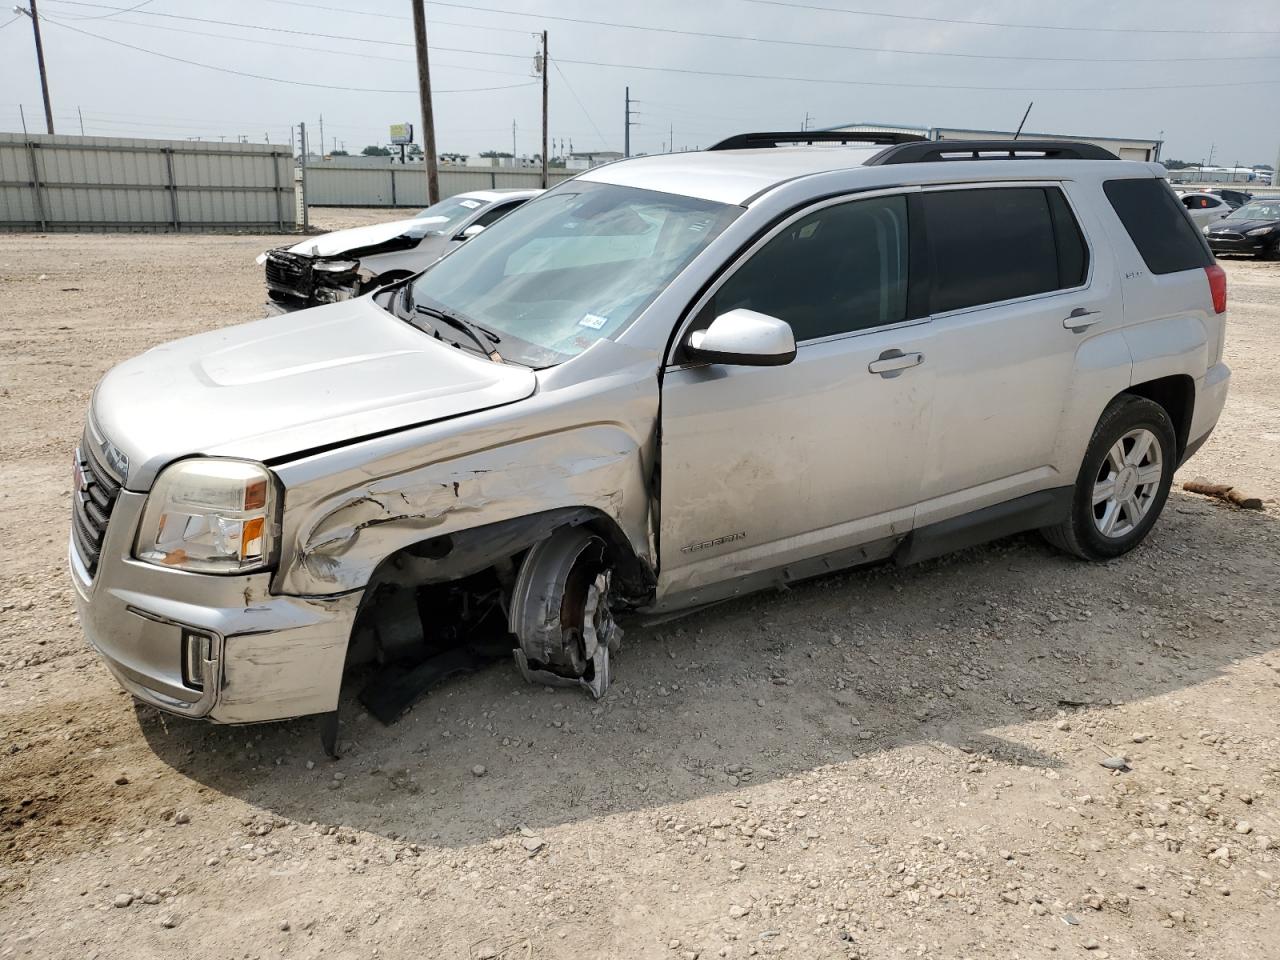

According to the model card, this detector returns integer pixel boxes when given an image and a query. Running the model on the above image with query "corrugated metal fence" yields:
[303,159,574,207]
[0,133,293,232]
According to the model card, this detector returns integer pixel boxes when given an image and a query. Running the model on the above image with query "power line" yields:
[34,1,1280,95]
[40,17,539,93]
[56,0,151,20]
[551,60,607,149]
[735,0,1280,35]
[425,0,1280,64]
[41,0,533,43]
[257,0,534,35]
[66,14,533,76]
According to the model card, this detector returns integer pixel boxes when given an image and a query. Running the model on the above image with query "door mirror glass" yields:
[459,223,487,240]
[685,308,796,367]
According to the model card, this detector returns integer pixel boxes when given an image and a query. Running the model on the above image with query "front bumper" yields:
[70,490,361,723]
[1207,234,1273,255]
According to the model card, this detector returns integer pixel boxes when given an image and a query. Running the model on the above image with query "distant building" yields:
[566,150,624,171]
[824,121,1163,162]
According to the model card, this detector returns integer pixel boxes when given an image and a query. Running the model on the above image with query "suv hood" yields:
[281,217,442,259]
[93,296,536,489]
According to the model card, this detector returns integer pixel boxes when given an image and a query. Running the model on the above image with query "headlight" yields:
[135,460,278,574]
[313,260,358,274]
[1245,226,1275,237]
[1202,225,1212,234]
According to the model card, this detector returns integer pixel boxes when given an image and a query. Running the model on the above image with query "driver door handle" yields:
[1063,307,1102,331]
[868,350,924,377]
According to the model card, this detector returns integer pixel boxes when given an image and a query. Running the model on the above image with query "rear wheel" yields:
[1043,396,1176,561]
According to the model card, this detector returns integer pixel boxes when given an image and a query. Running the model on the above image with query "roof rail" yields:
[707,130,928,151]
[865,139,1119,165]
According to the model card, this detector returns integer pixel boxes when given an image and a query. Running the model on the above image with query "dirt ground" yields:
[2,212,1279,960]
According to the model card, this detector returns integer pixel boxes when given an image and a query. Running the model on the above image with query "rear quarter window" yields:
[1104,178,1213,275]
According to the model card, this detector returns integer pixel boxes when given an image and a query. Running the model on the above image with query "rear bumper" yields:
[70,491,361,723]
[1181,361,1230,466]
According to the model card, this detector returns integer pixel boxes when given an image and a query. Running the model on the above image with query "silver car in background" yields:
[258,188,540,313]
[72,134,1229,746]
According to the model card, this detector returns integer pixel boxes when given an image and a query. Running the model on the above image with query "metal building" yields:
[825,121,1163,162]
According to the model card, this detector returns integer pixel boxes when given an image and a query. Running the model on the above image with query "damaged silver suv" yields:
[71,133,1230,741]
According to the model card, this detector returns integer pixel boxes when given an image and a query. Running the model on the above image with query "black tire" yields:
[1042,395,1176,561]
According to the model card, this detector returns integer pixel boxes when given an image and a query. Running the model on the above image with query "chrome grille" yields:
[72,433,122,578]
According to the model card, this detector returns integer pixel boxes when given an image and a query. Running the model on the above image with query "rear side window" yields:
[923,186,1087,314]
[1104,178,1212,275]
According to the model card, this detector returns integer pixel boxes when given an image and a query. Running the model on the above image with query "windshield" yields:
[1227,200,1280,221]
[409,196,488,235]
[405,182,740,366]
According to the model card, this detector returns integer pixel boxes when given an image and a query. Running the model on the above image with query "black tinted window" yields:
[1104,178,1212,275]
[707,194,910,341]
[471,199,525,229]
[924,187,1079,314]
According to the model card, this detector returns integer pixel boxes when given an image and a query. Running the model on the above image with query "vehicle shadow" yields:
[136,493,1279,849]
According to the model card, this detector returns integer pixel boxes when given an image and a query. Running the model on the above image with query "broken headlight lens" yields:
[135,459,278,574]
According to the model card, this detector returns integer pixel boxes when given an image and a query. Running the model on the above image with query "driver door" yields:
[656,190,934,606]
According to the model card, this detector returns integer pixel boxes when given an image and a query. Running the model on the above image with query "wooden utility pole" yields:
[23,0,55,134]
[540,30,549,189]
[411,0,440,204]
[624,86,631,159]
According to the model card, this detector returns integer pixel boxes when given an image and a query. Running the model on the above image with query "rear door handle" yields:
[1063,307,1102,331]
[868,350,924,377]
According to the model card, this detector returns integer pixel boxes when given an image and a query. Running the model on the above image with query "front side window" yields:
[469,199,527,230]
[701,194,911,342]
[923,186,1087,314]
[407,182,739,365]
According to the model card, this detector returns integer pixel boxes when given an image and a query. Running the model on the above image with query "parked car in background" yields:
[1205,198,1280,258]
[1175,190,1232,228]
[72,134,1229,736]
[1208,188,1253,210]
[258,189,541,313]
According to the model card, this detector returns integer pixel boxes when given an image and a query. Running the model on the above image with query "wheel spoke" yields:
[1092,479,1116,506]
[1126,430,1154,466]
[1106,440,1127,474]
[1098,499,1121,536]
[1136,464,1162,487]
[1123,494,1144,525]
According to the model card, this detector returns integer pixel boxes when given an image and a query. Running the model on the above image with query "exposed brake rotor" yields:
[509,528,622,699]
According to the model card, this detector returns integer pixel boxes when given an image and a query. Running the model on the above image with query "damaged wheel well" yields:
[348,506,653,670]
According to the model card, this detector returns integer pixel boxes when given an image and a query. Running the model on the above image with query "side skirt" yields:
[894,487,1073,567]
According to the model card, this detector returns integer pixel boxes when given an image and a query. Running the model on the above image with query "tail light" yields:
[1205,263,1227,314]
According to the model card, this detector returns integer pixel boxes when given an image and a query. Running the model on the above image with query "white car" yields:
[259,189,541,313]
[1175,190,1232,228]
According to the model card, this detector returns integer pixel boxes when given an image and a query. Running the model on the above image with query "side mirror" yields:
[685,308,796,367]
[459,224,486,240]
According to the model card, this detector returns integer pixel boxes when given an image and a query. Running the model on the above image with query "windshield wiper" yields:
[414,297,504,363]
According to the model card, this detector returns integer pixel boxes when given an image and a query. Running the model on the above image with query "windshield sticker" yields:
[458,199,482,209]
[578,313,609,330]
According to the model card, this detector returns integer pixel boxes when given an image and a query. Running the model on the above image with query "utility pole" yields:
[19,104,28,135]
[410,0,440,204]
[539,30,549,188]
[624,86,636,158]
[512,119,517,159]
[669,121,673,154]
[319,114,324,159]
[77,105,84,136]
[16,0,55,133]
[298,121,309,230]
[802,112,813,132]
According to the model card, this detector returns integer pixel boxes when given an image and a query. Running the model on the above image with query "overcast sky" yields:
[2,0,1278,165]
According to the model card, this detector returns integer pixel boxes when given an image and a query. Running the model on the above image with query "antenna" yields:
[1013,101,1034,140]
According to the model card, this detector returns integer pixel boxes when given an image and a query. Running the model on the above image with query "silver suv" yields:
[70,134,1230,740]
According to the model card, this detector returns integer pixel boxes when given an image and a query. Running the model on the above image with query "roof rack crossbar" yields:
[708,131,928,152]
[865,139,1119,165]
